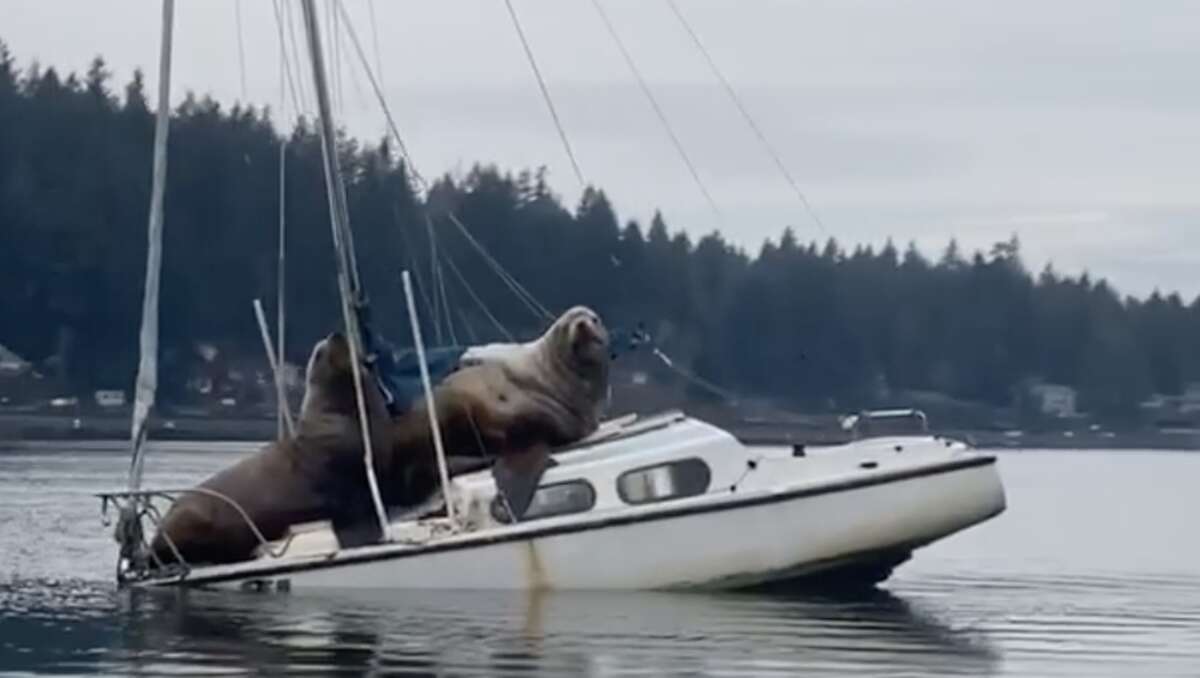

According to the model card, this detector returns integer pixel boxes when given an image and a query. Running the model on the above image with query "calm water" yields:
[1,445,1198,676]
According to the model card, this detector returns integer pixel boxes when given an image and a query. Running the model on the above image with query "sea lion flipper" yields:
[331,510,383,549]
[491,443,555,522]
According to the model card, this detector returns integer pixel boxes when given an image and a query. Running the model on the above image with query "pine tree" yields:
[0,44,1195,424]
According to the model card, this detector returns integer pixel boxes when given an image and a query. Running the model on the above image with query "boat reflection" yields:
[100,585,997,676]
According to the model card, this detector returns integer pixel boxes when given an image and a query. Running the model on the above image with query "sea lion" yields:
[150,332,393,566]
[386,306,611,517]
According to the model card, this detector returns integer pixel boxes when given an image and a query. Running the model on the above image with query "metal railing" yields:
[98,487,297,585]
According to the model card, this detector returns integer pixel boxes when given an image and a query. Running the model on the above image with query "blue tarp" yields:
[356,303,466,415]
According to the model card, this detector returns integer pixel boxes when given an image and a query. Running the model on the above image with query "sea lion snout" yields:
[565,307,609,365]
[307,333,352,383]
[321,331,349,357]
[301,331,364,421]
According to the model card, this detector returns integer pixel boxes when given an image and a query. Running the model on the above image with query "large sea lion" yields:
[386,306,611,517]
[150,332,393,566]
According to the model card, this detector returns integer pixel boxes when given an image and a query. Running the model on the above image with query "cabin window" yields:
[491,480,596,523]
[617,458,711,505]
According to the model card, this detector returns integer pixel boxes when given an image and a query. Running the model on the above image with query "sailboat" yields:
[100,0,1005,591]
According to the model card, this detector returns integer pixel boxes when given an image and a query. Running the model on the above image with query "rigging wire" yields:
[649,347,741,404]
[330,0,362,112]
[456,308,481,344]
[441,246,516,341]
[270,0,305,119]
[319,1,365,284]
[335,3,369,109]
[393,204,438,325]
[665,0,826,235]
[425,213,444,345]
[502,0,587,190]
[282,0,314,113]
[335,2,554,322]
[335,2,418,177]
[437,248,459,345]
[445,211,552,321]
[588,0,724,226]
[315,4,783,420]
[234,0,248,101]
[327,0,341,114]
[366,0,386,91]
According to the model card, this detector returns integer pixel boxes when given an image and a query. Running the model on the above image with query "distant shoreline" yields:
[2,411,1197,451]
[0,411,276,444]
[945,429,1200,451]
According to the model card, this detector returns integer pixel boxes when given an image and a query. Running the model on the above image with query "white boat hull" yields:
[164,452,1003,592]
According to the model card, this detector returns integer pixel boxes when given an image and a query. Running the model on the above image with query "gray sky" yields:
[4,1,1198,298]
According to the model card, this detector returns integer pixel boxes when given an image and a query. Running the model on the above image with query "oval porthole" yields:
[491,480,596,523]
[617,458,711,505]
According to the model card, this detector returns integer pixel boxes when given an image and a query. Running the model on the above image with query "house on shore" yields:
[1029,383,1078,418]
[1140,382,1200,427]
[0,344,49,407]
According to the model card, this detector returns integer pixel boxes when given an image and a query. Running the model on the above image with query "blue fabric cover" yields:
[356,302,466,415]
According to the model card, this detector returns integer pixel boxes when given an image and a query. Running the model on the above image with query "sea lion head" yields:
[300,332,358,421]
[305,332,353,389]
[553,306,610,372]
[297,331,392,459]
[535,306,610,418]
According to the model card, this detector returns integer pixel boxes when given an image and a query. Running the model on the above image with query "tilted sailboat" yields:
[100,1,1005,591]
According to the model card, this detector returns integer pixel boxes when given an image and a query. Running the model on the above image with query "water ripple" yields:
[3,447,1200,675]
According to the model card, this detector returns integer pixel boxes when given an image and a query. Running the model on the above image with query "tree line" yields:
[2,44,1197,422]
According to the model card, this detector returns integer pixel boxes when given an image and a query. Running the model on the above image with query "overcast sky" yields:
[3,1,1198,298]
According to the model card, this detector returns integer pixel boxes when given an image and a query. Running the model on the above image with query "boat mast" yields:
[127,0,175,492]
[276,141,288,438]
[298,0,390,541]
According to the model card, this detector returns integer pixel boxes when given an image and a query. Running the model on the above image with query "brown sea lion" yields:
[386,306,611,517]
[150,332,393,566]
